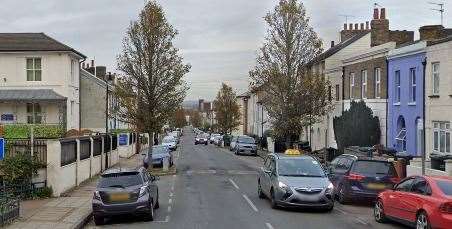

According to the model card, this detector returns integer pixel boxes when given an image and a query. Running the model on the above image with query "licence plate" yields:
[366,183,386,190]
[110,193,130,201]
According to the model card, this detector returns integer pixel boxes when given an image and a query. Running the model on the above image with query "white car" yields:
[162,136,177,150]
[169,131,180,143]
[210,133,221,143]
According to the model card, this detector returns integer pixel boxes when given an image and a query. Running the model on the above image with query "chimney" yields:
[355,23,359,30]
[331,41,335,48]
[360,23,365,30]
[344,23,347,30]
[349,23,353,30]
[373,8,379,19]
[366,21,370,30]
[86,63,90,69]
[380,8,386,19]
[91,59,94,67]
[419,25,446,41]
[82,63,85,69]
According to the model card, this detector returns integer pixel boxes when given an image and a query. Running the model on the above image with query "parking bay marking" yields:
[228,178,240,190]
[242,194,258,212]
[265,223,275,229]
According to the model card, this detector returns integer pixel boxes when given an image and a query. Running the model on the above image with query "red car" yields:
[374,175,452,229]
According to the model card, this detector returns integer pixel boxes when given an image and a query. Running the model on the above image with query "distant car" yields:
[234,136,257,156]
[328,154,400,204]
[258,153,334,211]
[374,175,452,229]
[195,134,208,145]
[213,135,223,146]
[162,136,177,150]
[143,145,173,168]
[169,131,180,143]
[229,136,238,151]
[210,134,221,144]
[92,167,159,225]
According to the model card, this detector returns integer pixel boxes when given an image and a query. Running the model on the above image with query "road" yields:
[86,128,407,229]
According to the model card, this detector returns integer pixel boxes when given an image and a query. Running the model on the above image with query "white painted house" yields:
[0,33,85,130]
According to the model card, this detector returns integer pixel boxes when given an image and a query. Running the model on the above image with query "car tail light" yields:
[346,173,365,181]
[439,202,452,214]
[389,177,400,184]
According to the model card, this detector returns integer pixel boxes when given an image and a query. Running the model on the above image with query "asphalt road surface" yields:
[86,127,408,229]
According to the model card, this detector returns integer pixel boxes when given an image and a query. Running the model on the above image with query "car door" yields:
[261,156,273,196]
[330,157,347,187]
[146,172,158,204]
[400,177,432,223]
[386,177,415,219]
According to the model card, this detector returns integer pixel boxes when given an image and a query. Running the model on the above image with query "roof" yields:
[102,167,142,175]
[0,33,86,58]
[0,89,66,102]
[427,35,452,46]
[309,31,370,65]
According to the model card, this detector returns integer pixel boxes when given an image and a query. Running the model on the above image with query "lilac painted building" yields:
[387,41,426,156]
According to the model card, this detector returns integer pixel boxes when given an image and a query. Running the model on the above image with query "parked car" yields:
[169,131,180,143]
[195,134,208,145]
[213,135,223,146]
[374,175,452,229]
[210,133,221,144]
[257,153,334,211]
[234,136,258,156]
[92,167,159,225]
[229,136,238,151]
[162,136,177,150]
[328,154,400,204]
[143,145,173,168]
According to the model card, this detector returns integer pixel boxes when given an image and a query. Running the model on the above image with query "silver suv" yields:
[92,167,159,225]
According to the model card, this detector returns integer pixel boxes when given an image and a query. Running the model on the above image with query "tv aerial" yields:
[429,2,445,25]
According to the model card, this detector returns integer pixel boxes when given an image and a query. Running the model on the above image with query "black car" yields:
[92,167,159,225]
[328,154,399,204]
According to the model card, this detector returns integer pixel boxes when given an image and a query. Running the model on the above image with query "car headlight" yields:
[93,191,101,200]
[326,182,334,193]
[278,181,288,189]
[139,186,148,197]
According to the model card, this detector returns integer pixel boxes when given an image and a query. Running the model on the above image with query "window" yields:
[411,178,431,195]
[395,177,415,192]
[409,68,416,102]
[432,63,440,95]
[374,68,381,98]
[70,60,75,84]
[328,86,332,101]
[335,84,340,101]
[395,70,401,103]
[361,70,367,99]
[396,128,407,151]
[350,73,355,99]
[26,58,42,81]
[26,103,42,124]
[433,122,451,153]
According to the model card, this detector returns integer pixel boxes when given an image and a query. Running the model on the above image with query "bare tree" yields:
[249,0,331,146]
[213,83,241,134]
[170,108,187,128]
[113,1,190,137]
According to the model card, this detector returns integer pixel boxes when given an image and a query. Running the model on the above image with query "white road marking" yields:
[228,178,240,190]
[165,215,170,222]
[242,194,258,212]
[354,217,368,225]
[265,222,275,229]
[186,169,216,175]
[169,192,173,197]
[335,208,348,215]
[169,198,173,204]
[167,205,172,212]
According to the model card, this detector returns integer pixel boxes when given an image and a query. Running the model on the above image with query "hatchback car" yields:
[162,136,177,150]
[195,134,208,145]
[257,153,334,211]
[143,145,173,168]
[92,168,159,225]
[374,175,452,229]
[229,136,237,151]
[210,133,221,144]
[328,154,399,204]
[234,136,257,156]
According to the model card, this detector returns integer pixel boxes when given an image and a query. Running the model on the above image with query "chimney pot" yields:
[366,21,370,30]
[349,23,353,30]
[360,23,365,30]
[91,59,94,67]
[355,23,359,30]
[373,8,379,19]
[344,23,347,30]
[331,41,335,48]
[82,63,85,68]
[87,63,90,68]
[380,8,386,19]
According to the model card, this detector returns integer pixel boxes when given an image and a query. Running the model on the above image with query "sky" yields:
[1,0,450,101]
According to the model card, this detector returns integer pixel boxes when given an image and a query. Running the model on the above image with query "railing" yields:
[5,139,47,165]
[61,140,77,166]
[0,198,20,227]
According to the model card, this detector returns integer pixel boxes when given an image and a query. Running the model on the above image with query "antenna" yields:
[374,3,383,8]
[339,14,355,25]
[429,2,445,25]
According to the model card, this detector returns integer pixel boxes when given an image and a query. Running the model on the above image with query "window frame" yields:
[409,68,416,103]
[395,177,415,192]
[361,70,367,99]
[432,121,451,154]
[395,70,401,103]
[396,128,407,151]
[432,62,440,95]
[350,72,355,99]
[374,68,381,99]
[26,57,42,81]
[335,84,340,101]
[26,103,43,124]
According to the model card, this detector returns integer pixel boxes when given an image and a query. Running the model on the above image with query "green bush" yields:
[4,124,64,139]
[34,186,53,198]
[0,154,44,183]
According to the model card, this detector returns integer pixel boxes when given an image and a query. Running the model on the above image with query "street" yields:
[86,129,407,229]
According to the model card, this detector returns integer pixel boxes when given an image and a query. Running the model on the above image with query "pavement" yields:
[5,153,143,229]
[84,128,409,229]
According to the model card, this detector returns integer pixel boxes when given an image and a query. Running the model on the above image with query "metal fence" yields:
[61,140,77,166]
[104,135,111,153]
[112,135,118,150]
[0,198,19,227]
[93,137,102,157]
[79,139,91,160]
[5,139,47,165]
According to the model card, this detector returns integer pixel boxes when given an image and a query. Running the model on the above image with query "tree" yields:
[112,0,190,136]
[249,0,331,146]
[333,100,381,151]
[170,108,187,128]
[188,110,201,127]
[213,83,241,134]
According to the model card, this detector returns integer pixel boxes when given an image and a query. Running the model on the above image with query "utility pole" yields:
[429,2,445,25]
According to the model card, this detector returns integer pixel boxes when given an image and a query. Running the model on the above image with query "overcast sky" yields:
[1,0,450,101]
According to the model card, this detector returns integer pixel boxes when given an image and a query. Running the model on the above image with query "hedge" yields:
[3,124,65,139]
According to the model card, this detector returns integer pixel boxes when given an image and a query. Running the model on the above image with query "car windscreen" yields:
[152,146,168,154]
[238,137,255,144]
[163,137,174,143]
[351,161,396,176]
[98,172,142,188]
[436,180,452,196]
[277,158,325,177]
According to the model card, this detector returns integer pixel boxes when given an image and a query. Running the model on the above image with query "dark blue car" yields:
[328,154,399,204]
[143,145,173,168]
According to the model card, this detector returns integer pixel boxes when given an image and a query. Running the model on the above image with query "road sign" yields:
[119,134,128,146]
[0,138,5,160]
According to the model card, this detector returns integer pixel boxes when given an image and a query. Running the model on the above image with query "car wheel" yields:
[235,148,240,156]
[258,180,265,199]
[94,216,104,225]
[416,211,431,229]
[270,188,278,209]
[155,194,160,209]
[374,199,387,223]
[205,142,208,145]
[325,203,334,212]
[144,200,154,221]
[337,184,349,205]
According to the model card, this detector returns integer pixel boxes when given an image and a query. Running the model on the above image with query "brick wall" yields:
[343,57,387,100]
